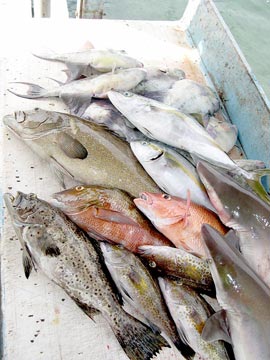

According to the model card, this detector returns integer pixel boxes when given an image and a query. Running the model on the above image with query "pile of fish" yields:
[3,47,270,360]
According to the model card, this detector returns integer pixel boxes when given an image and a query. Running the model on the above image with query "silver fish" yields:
[4,191,170,360]
[100,242,195,359]
[8,68,146,116]
[201,224,270,360]
[82,99,145,142]
[159,277,230,360]
[33,48,143,81]
[130,140,215,211]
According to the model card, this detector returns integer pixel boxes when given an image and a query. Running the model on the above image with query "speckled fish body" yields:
[138,245,213,294]
[8,68,147,116]
[100,242,195,358]
[201,224,270,360]
[33,49,143,80]
[108,90,237,170]
[134,192,227,257]
[159,278,230,360]
[162,79,220,117]
[3,109,159,197]
[51,185,172,253]
[197,161,270,287]
[4,191,170,360]
[82,99,145,142]
[130,140,215,212]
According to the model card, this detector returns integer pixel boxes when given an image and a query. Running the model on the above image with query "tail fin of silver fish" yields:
[8,82,48,99]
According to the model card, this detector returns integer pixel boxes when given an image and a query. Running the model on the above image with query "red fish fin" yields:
[93,207,140,227]
[183,189,191,228]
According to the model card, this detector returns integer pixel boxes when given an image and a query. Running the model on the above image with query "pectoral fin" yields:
[22,247,36,279]
[224,230,241,251]
[202,310,232,344]
[93,208,140,227]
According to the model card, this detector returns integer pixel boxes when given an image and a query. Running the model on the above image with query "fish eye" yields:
[162,194,171,200]
[75,186,84,191]
[123,92,132,97]
[29,193,37,200]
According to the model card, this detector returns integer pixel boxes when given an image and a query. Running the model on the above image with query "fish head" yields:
[100,242,127,267]
[4,191,52,226]
[134,192,188,227]
[52,185,108,214]
[130,140,164,163]
[3,108,70,140]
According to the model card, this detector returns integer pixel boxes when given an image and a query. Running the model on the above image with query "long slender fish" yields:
[197,161,270,287]
[201,224,270,360]
[159,278,230,360]
[8,68,146,116]
[130,140,215,211]
[3,109,159,197]
[100,242,195,359]
[33,48,143,81]
[134,192,227,257]
[52,185,172,253]
[4,192,170,360]
[138,245,213,294]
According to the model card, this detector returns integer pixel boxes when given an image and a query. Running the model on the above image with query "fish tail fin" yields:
[8,82,49,99]
[32,49,58,62]
[110,311,170,360]
[244,168,270,205]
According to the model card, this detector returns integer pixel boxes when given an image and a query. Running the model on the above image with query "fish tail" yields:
[8,82,49,99]
[110,311,170,360]
[244,168,270,205]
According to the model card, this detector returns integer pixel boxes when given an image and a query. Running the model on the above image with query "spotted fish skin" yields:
[4,191,170,360]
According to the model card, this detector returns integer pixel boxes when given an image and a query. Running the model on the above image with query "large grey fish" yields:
[33,49,143,81]
[130,140,215,211]
[201,224,270,360]
[108,91,270,204]
[197,161,270,287]
[3,108,159,197]
[82,99,145,142]
[8,68,146,116]
[159,277,230,360]
[138,245,214,294]
[4,191,170,360]
[100,242,195,359]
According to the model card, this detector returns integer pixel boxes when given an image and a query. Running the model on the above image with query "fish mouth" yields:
[4,191,23,210]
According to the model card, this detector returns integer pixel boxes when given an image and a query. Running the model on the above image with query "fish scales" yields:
[4,192,170,360]
[3,109,159,197]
